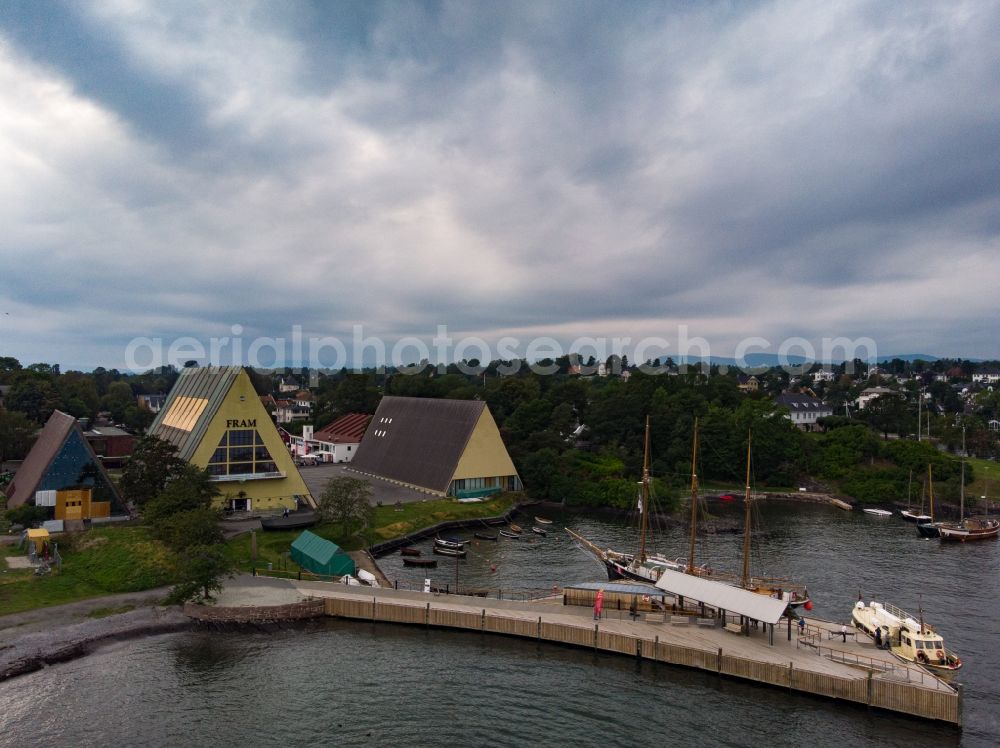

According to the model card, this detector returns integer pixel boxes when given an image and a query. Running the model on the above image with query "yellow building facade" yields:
[149,367,313,512]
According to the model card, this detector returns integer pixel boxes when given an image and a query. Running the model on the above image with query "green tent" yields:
[290,530,356,577]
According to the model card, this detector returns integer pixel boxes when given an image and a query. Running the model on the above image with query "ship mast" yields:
[959,426,966,522]
[638,415,651,563]
[906,468,913,512]
[740,430,752,588]
[927,464,935,522]
[687,417,699,574]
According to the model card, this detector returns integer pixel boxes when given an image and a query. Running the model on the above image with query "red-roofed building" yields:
[288,413,371,463]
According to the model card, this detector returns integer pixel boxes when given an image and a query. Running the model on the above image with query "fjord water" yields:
[2,503,997,747]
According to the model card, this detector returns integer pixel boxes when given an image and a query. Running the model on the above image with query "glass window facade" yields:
[38,430,122,510]
[207,429,278,477]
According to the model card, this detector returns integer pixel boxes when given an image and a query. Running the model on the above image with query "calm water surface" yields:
[2,503,997,747]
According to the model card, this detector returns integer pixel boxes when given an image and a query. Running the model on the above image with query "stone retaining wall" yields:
[367,500,539,557]
[184,599,326,624]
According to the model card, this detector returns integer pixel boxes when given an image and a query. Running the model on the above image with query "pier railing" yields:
[795,630,951,690]
[250,567,562,601]
[317,593,959,724]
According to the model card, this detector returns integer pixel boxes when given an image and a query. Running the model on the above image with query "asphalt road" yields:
[297,463,433,506]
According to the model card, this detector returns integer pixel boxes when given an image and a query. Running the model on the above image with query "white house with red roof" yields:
[288,413,371,463]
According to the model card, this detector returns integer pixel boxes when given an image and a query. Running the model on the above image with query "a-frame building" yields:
[4,410,124,520]
[350,396,522,498]
[148,366,313,511]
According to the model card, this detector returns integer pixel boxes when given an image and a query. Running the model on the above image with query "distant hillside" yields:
[655,352,988,368]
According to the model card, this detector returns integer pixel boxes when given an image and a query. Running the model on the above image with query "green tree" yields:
[143,464,220,525]
[318,476,374,537]
[103,381,135,422]
[167,545,233,603]
[144,466,232,603]
[120,436,186,507]
[6,378,61,423]
[0,356,22,382]
[0,409,35,468]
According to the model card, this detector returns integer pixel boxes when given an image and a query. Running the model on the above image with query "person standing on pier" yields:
[594,589,604,620]
[874,628,882,648]
[840,624,847,643]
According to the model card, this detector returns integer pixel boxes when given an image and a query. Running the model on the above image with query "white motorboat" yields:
[851,599,962,676]
[356,568,380,587]
[863,508,893,518]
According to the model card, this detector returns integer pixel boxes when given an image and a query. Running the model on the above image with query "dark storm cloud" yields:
[1,0,999,369]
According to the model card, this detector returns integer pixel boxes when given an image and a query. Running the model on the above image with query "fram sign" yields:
[226,419,257,428]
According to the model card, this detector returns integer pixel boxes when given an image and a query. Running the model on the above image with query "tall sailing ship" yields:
[938,440,999,541]
[916,464,944,538]
[567,417,811,609]
[900,469,931,523]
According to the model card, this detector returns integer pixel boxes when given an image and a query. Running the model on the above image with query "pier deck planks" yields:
[214,576,960,725]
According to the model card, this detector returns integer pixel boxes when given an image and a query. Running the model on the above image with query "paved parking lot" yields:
[297,463,433,506]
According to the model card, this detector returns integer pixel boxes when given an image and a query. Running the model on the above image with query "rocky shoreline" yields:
[0,605,191,681]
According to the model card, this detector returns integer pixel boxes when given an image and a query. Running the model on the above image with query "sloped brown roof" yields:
[4,411,76,507]
[4,410,122,508]
[314,413,371,444]
[350,397,485,493]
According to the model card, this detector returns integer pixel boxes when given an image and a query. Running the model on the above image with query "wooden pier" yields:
[204,576,961,726]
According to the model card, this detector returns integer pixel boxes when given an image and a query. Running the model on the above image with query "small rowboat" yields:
[509,524,523,534]
[435,538,466,551]
[403,557,437,568]
[474,532,498,541]
[400,547,422,557]
[534,516,553,524]
[531,526,547,536]
[433,546,467,558]
[499,530,521,539]
[260,512,319,531]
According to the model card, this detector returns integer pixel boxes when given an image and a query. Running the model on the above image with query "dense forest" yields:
[3,353,996,508]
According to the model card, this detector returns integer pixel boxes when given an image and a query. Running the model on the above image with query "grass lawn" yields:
[965,457,1000,503]
[1,495,521,613]
[0,527,176,616]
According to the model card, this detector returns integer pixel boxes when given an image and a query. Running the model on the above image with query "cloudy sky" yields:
[1,0,998,370]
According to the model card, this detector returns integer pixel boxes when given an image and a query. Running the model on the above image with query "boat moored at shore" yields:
[852,599,962,676]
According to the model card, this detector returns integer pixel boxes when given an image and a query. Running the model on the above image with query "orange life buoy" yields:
[936,649,945,661]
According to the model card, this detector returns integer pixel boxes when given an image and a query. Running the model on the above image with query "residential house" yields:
[137,394,166,413]
[737,375,760,392]
[856,386,898,410]
[288,413,371,464]
[277,376,301,393]
[774,392,833,431]
[275,399,311,424]
[972,367,1000,385]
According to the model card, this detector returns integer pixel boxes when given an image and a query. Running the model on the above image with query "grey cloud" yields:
[2,0,999,368]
